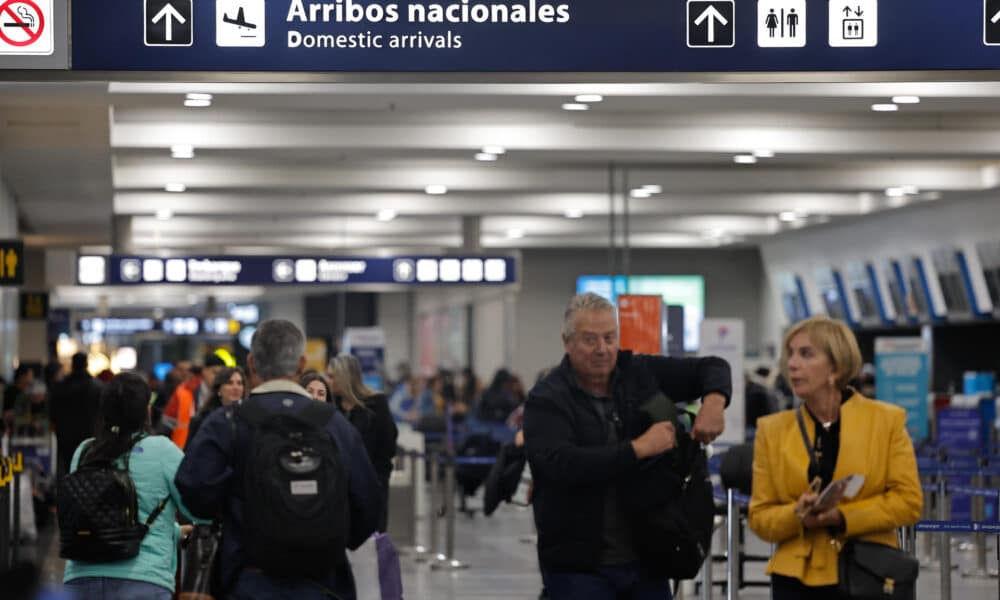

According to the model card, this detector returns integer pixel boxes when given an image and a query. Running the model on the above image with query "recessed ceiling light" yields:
[900,185,920,195]
[155,209,173,221]
[186,93,213,101]
[170,144,194,159]
[702,229,724,239]
[165,183,186,193]
[184,99,211,108]
[482,145,506,155]
[630,189,652,198]
[474,152,498,161]
[778,211,798,222]
[564,208,584,219]
[892,96,920,104]
[753,149,775,158]
[425,184,448,195]
[871,103,899,112]
[734,155,758,164]
[506,228,525,239]
[561,103,589,111]
[574,94,604,103]
[375,209,397,222]
[885,187,905,197]
[642,185,663,194]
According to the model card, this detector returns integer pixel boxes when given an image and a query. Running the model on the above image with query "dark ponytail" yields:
[82,372,151,466]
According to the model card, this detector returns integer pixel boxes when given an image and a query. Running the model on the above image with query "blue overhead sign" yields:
[69,0,1000,72]
[76,254,517,286]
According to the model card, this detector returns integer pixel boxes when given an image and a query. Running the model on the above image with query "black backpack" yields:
[623,433,714,580]
[236,398,349,577]
[57,437,168,562]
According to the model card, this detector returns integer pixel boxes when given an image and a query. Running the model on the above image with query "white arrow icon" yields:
[992,9,1000,24]
[152,3,186,42]
[694,5,729,44]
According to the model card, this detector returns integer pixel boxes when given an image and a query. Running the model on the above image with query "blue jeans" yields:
[542,564,672,600]
[230,570,352,600]
[65,577,171,600]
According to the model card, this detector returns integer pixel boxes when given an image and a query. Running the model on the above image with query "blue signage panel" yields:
[874,337,930,442]
[70,0,1000,72]
[77,254,516,286]
[935,406,982,521]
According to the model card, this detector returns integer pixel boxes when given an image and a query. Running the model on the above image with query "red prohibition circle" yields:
[0,0,44,47]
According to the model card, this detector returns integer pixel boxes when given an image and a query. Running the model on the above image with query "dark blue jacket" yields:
[175,381,383,599]
[524,351,732,573]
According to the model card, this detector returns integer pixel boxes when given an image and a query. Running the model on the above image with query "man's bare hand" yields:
[691,393,726,444]
[631,422,677,459]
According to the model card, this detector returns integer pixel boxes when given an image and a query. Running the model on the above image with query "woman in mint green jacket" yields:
[63,372,201,599]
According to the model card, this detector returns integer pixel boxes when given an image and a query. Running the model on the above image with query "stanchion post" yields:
[963,472,995,578]
[701,525,714,600]
[726,490,740,600]
[430,455,469,571]
[921,474,940,569]
[419,449,441,564]
[11,456,19,564]
[409,452,430,560]
[0,461,9,570]
[939,478,952,600]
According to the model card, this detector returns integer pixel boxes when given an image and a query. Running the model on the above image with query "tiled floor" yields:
[27,495,1000,599]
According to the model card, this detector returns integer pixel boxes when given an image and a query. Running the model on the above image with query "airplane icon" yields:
[223,6,256,29]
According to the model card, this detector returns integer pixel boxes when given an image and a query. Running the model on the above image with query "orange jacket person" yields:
[161,380,196,449]
[748,316,922,597]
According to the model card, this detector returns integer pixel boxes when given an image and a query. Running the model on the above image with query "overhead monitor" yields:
[576,275,704,352]
[931,247,972,319]
[845,261,889,326]
[976,240,1000,316]
[904,257,936,322]
[776,272,810,324]
[882,259,913,324]
[813,267,854,325]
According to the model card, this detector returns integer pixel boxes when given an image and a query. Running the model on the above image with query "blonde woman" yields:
[748,316,922,599]
[328,354,399,531]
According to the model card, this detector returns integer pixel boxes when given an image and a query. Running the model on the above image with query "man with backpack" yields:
[523,293,731,599]
[175,319,383,600]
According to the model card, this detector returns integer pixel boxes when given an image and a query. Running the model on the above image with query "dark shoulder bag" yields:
[795,409,918,600]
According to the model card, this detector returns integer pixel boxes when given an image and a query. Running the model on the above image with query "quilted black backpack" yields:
[57,437,167,562]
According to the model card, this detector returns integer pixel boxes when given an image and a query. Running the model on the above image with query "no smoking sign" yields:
[0,0,52,55]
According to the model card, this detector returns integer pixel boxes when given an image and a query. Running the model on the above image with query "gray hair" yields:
[562,293,617,338]
[250,319,305,381]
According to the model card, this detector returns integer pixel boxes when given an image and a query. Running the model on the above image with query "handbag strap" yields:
[795,408,820,474]
[143,497,170,530]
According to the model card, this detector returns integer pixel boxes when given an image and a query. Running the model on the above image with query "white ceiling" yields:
[5,80,1000,255]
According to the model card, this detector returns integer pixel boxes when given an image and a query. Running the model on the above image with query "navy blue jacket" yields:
[175,381,383,599]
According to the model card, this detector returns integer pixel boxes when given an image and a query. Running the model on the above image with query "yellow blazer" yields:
[748,392,923,587]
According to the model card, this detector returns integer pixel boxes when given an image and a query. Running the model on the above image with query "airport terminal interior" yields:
[2,1,1000,599]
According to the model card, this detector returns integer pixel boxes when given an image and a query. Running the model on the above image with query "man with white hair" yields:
[524,293,731,599]
[176,319,382,600]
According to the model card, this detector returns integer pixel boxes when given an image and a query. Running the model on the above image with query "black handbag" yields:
[178,523,223,600]
[795,409,919,599]
[837,540,918,600]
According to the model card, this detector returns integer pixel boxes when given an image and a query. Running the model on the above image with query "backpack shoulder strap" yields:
[143,497,170,530]
[297,400,336,429]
